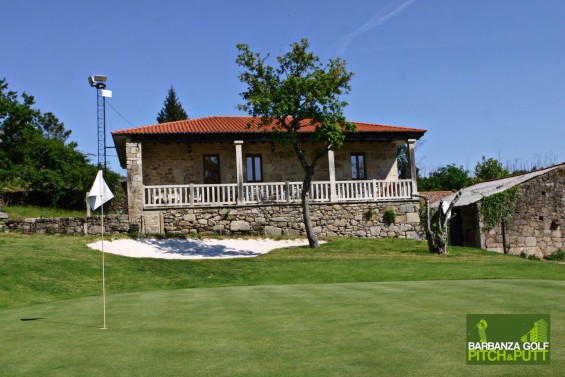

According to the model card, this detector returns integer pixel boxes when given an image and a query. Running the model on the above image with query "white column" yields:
[234,141,244,205]
[407,139,418,194]
[328,149,338,202]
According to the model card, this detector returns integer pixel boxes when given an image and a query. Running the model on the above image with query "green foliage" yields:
[480,187,520,231]
[3,205,85,219]
[156,86,188,123]
[544,250,565,261]
[474,156,509,182]
[236,39,355,149]
[0,78,123,209]
[364,206,375,221]
[383,207,396,224]
[418,164,471,191]
[236,39,355,247]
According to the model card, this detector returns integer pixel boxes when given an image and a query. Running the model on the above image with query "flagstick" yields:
[101,181,107,330]
[87,170,113,331]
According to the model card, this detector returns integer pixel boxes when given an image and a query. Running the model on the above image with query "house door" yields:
[203,155,221,184]
[449,208,463,246]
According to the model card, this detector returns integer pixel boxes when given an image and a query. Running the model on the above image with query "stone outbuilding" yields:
[436,163,564,257]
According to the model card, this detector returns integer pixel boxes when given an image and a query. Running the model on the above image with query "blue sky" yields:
[1,0,563,175]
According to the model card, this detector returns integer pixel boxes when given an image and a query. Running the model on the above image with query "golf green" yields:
[1,279,563,376]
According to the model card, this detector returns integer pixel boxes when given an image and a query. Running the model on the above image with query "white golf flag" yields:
[87,170,114,210]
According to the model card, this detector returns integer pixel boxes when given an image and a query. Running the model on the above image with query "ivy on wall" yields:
[480,186,520,231]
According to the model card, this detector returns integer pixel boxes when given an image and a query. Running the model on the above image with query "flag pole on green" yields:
[86,170,114,330]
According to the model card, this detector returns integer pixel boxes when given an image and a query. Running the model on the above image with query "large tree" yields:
[0,78,122,209]
[236,39,355,248]
[156,86,188,123]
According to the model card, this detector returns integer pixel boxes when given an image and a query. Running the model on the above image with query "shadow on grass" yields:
[20,317,100,329]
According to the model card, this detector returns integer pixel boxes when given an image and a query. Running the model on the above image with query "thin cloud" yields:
[335,0,416,53]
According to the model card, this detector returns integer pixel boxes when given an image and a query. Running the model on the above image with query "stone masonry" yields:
[1,215,130,235]
[484,166,564,257]
[142,200,421,239]
[141,140,399,186]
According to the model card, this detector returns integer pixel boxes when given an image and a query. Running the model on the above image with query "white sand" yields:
[87,238,319,259]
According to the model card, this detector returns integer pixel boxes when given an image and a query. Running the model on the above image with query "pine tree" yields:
[156,86,188,123]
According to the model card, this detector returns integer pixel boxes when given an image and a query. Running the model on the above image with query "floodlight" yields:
[88,74,110,171]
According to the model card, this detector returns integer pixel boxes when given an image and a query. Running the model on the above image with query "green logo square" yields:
[466,314,550,365]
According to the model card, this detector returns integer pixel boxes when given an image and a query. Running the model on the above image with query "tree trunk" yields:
[301,169,319,248]
[414,192,461,254]
[291,141,326,248]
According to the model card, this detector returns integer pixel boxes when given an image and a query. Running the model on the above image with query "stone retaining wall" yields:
[1,215,130,235]
[143,200,421,239]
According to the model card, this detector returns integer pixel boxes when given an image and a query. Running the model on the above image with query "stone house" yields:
[112,116,426,236]
[436,163,564,257]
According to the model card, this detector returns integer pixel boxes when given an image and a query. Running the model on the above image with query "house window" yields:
[351,153,366,180]
[203,155,221,184]
[246,154,263,182]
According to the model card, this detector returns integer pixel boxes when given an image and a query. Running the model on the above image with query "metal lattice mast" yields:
[88,75,110,172]
[97,87,106,170]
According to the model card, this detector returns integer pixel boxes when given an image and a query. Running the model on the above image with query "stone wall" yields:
[142,200,421,239]
[484,167,564,257]
[1,215,130,235]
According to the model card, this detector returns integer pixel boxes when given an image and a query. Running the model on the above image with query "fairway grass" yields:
[1,280,563,377]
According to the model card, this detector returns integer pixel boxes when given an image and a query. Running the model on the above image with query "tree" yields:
[473,156,509,182]
[0,78,123,209]
[40,111,72,143]
[156,86,188,123]
[418,164,471,191]
[236,39,355,248]
[415,191,462,254]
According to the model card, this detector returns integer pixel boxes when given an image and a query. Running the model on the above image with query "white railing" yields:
[145,183,238,207]
[144,179,413,207]
[336,179,413,201]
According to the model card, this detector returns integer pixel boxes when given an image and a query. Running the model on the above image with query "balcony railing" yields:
[144,179,414,208]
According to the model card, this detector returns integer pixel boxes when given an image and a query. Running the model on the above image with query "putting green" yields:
[1,280,563,376]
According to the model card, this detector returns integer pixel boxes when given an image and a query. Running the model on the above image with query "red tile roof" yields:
[112,116,426,135]
[419,191,455,205]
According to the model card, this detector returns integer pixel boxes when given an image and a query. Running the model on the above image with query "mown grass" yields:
[1,205,86,219]
[1,280,563,376]
[1,233,563,309]
[1,233,564,376]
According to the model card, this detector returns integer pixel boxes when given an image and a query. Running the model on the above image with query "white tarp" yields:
[432,164,562,208]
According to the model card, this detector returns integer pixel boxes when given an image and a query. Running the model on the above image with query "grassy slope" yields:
[1,233,564,308]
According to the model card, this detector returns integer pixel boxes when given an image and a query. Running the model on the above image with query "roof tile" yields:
[112,116,426,135]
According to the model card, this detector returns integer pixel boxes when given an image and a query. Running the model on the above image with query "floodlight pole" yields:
[88,75,109,173]
[96,83,107,172]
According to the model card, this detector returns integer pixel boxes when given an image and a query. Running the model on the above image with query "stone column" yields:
[407,139,418,194]
[234,141,244,205]
[328,149,338,202]
[126,139,144,225]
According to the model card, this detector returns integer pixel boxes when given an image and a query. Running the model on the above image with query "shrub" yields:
[383,208,396,224]
[544,250,565,262]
